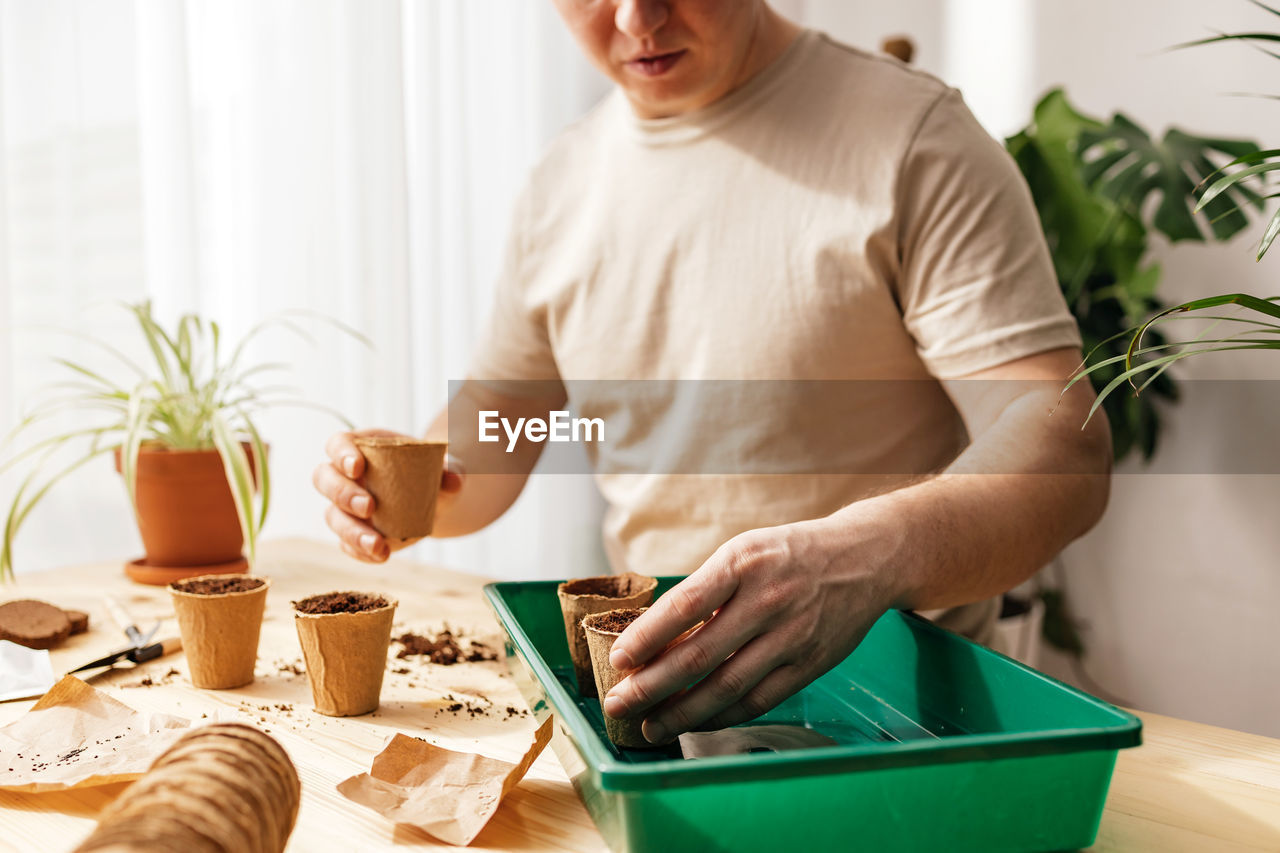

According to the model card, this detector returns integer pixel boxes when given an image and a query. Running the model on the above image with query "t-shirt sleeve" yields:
[467,185,563,391]
[894,88,1081,378]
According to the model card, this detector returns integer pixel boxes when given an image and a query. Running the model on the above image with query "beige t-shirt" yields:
[470,31,1080,642]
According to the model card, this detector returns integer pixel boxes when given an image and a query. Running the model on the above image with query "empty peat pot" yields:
[582,607,673,749]
[168,574,269,689]
[352,436,448,543]
[557,573,657,698]
[292,591,397,716]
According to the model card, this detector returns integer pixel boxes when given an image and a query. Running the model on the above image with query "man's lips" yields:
[624,49,686,78]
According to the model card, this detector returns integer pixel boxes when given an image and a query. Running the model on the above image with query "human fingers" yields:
[603,606,759,720]
[683,662,810,735]
[633,634,791,743]
[440,454,465,495]
[608,557,741,672]
[324,431,364,479]
[324,503,388,562]
[324,427,406,479]
[311,460,373,519]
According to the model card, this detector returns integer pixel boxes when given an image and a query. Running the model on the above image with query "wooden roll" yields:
[74,723,300,853]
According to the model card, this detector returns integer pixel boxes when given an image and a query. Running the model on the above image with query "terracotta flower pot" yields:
[169,574,270,689]
[293,592,397,717]
[115,443,262,585]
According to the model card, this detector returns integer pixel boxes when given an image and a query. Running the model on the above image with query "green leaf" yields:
[1129,293,1280,367]
[243,417,271,535]
[121,382,156,511]
[1079,120,1263,243]
[1245,0,1280,20]
[0,426,123,477]
[1,443,112,581]
[210,411,258,568]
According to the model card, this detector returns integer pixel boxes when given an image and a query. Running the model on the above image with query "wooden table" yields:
[1,539,1278,852]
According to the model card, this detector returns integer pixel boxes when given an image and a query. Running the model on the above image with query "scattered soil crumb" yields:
[274,658,305,676]
[394,627,498,665]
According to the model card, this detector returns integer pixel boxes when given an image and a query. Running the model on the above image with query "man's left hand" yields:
[601,512,905,744]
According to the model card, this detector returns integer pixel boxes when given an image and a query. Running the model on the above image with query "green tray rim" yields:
[484,578,1142,793]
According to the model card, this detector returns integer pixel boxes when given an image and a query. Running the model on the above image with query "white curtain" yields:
[0,0,608,579]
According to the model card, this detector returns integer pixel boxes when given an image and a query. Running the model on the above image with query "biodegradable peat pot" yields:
[582,608,671,749]
[293,592,397,716]
[352,437,448,543]
[557,573,657,698]
[115,443,261,585]
[169,574,269,689]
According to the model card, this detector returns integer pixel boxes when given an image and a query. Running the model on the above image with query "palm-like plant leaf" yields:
[1027,51,1268,456]
[1076,4,1280,424]
[1080,118,1263,242]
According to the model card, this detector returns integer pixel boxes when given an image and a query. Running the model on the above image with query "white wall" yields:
[799,0,1280,736]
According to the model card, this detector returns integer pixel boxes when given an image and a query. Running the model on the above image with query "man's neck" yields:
[731,7,804,97]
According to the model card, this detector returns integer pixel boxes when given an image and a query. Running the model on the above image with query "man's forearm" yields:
[823,386,1112,612]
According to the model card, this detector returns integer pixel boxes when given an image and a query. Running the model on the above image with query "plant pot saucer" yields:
[125,555,249,586]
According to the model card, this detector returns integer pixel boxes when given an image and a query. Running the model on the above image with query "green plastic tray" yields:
[484,578,1141,853]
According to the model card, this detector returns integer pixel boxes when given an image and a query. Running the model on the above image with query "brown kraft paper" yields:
[337,715,553,846]
[0,675,190,793]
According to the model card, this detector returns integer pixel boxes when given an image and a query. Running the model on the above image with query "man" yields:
[314,0,1111,746]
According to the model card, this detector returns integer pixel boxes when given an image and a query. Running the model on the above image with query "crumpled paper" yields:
[0,640,55,702]
[337,715,553,846]
[0,674,190,793]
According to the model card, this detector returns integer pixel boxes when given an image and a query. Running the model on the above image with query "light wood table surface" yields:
[1,539,1278,852]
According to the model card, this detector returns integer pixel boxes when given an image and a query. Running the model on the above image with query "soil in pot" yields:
[169,574,269,689]
[557,573,657,698]
[293,591,397,716]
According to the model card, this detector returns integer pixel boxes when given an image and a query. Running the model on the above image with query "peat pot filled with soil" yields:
[557,573,657,698]
[293,591,397,716]
[169,574,270,689]
[582,607,674,749]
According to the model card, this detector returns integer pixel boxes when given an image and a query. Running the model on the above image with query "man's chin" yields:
[620,80,712,120]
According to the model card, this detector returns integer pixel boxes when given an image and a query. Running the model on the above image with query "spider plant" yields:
[1074,0,1280,407]
[1,300,365,582]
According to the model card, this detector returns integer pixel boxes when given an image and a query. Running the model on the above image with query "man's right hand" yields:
[312,428,464,563]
